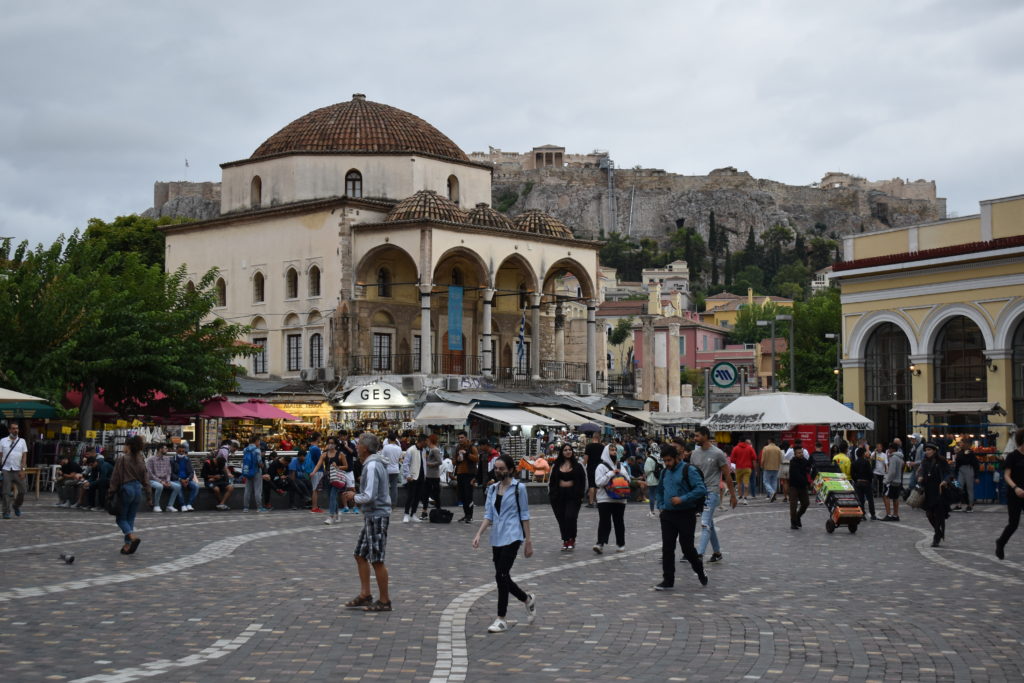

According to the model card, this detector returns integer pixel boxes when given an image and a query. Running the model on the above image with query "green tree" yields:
[723,245,733,287]
[732,265,765,294]
[729,301,785,344]
[83,214,191,269]
[0,233,252,431]
[607,316,634,375]
[776,288,841,394]
[708,211,719,286]
[760,224,794,284]
[808,236,839,272]
[743,226,757,267]
[770,262,811,300]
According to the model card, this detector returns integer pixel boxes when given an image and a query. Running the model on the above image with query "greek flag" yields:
[516,309,527,368]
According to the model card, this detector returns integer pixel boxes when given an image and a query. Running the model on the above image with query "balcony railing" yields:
[494,366,533,387]
[540,360,589,381]
[349,354,481,375]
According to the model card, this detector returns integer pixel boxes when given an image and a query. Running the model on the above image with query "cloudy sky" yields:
[2,0,1021,245]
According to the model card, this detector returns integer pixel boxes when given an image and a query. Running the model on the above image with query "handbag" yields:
[328,462,347,490]
[906,486,925,509]
[106,487,121,516]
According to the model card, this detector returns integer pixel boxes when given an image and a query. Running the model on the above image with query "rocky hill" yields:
[491,166,945,247]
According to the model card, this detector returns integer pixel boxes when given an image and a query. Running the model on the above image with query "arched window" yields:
[376,267,392,298]
[447,174,460,204]
[285,268,298,299]
[250,176,262,208]
[345,170,362,198]
[253,272,265,303]
[309,333,323,369]
[185,281,196,294]
[934,316,986,401]
[308,266,321,298]
[215,278,226,307]
[863,323,911,446]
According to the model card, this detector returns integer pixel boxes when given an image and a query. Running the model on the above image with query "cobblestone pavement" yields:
[1,493,1022,682]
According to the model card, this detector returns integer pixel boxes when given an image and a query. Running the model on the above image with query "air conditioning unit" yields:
[299,369,315,382]
[316,366,335,382]
[402,376,424,393]
[444,377,461,391]
[576,382,592,396]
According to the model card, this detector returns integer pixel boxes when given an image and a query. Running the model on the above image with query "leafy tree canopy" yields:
[83,214,191,269]
[776,288,841,394]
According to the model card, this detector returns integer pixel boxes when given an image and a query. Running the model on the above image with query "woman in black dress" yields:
[917,442,952,547]
[547,443,587,551]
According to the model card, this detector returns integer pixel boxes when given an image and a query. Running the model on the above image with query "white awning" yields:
[704,392,874,431]
[471,407,562,427]
[573,410,633,429]
[651,412,706,426]
[525,406,589,426]
[616,409,655,425]
[414,402,475,426]
[913,402,1005,416]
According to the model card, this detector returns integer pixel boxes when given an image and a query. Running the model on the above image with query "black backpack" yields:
[648,454,664,479]
[429,508,454,523]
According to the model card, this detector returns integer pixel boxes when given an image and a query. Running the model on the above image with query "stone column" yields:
[587,300,598,388]
[667,322,681,412]
[908,353,935,436]
[481,288,494,377]
[530,293,542,380]
[420,284,432,374]
[554,301,565,364]
[985,348,1013,443]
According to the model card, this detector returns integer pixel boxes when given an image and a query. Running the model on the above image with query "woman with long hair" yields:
[547,443,586,550]
[109,435,150,554]
[918,442,952,547]
[472,454,535,633]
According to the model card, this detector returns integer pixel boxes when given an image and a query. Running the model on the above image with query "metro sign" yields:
[711,362,738,389]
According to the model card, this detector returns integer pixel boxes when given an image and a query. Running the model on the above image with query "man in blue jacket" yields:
[655,442,709,590]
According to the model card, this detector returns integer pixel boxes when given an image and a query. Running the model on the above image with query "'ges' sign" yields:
[360,386,392,402]
[340,381,410,408]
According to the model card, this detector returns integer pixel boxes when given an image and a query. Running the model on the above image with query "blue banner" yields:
[448,285,463,350]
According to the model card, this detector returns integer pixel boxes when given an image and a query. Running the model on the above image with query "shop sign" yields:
[85,430,98,439]
[340,381,411,408]
[60,426,72,435]
[116,419,129,428]
[711,362,738,389]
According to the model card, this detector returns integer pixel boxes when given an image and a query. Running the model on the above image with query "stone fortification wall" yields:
[492,165,946,246]
[144,181,222,220]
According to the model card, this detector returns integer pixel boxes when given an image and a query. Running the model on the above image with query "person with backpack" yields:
[472,454,536,633]
[593,444,630,554]
[654,442,709,590]
[644,448,664,518]
[241,436,265,513]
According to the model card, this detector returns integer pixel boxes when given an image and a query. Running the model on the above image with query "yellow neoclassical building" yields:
[833,193,1024,445]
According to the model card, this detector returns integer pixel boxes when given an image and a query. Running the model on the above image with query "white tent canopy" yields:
[0,388,47,403]
[413,402,476,426]
[574,410,633,429]
[912,402,1005,416]
[525,406,589,427]
[704,392,874,431]
[471,407,562,427]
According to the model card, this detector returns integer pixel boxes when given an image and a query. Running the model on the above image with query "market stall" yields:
[470,407,562,461]
[704,392,874,433]
[332,381,415,434]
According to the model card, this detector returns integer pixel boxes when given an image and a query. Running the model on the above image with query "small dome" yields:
[251,94,469,163]
[385,190,469,224]
[467,203,514,231]
[513,209,573,239]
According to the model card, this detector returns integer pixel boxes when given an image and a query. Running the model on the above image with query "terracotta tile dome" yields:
[467,203,514,231]
[513,209,574,239]
[385,190,469,224]
[250,94,469,163]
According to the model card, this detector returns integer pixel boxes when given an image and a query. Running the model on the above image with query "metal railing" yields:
[540,360,589,381]
[348,354,481,375]
[494,366,533,387]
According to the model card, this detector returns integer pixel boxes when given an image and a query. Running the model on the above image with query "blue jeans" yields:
[698,491,721,555]
[762,470,779,498]
[648,483,660,512]
[117,481,142,541]
[328,485,340,515]
[150,480,182,508]
[178,480,199,506]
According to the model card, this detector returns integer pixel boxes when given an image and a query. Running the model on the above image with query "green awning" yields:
[1,401,58,418]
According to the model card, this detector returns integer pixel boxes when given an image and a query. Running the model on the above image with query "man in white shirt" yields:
[1,423,29,519]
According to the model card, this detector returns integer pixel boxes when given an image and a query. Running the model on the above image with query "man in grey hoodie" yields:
[347,432,393,612]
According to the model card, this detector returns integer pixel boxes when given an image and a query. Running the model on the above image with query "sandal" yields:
[120,544,131,555]
[344,594,374,609]
[363,600,392,612]
[128,537,141,554]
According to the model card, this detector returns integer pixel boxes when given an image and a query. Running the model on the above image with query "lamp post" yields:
[824,332,841,400]
[756,319,776,391]
[776,313,794,391]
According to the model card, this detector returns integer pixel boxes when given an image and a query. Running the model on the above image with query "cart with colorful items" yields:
[816,471,862,534]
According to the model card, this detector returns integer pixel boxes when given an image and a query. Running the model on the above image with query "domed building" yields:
[163,95,604,395]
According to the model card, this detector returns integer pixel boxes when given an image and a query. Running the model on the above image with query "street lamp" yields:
[776,314,794,391]
[756,319,776,391]
[824,332,841,400]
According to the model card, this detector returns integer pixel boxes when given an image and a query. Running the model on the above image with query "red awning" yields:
[241,399,300,421]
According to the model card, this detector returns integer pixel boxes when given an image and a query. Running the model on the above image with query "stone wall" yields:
[145,181,221,220]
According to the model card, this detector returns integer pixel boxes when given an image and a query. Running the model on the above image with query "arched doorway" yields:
[863,323,912,447]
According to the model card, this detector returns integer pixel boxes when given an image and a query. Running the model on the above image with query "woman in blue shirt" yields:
[472,454,536,633]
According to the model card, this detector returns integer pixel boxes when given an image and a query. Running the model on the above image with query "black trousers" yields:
[404,472,424,515]
[422,478,441,511]
[854,481,875,517]
[263,476,290,506]
[789,487,809,524]
[926,504,948,543]
[289,477,311,507]
[492,541,528,618]
[997,494,1022,546]
[457,473,475,519]
[597,502,625,547]
[660,509,703,584]
[550,490,581,542]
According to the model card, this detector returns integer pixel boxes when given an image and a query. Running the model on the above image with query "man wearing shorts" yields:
[201,451,234,510]
[882,444,904,521]
[729,437,757,505]
[347,432,392,612]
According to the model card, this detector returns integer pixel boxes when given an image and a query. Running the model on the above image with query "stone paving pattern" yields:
[1,493,1022,682]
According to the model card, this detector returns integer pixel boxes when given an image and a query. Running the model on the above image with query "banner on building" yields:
[448,285,463,350]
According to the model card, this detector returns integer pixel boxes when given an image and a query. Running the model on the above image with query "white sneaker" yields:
[648,510,657,518]
[184,505,193,511]
[168,506,178,512]
[524,594,537,624]
[153,506,162,513]
[402,514,410,523]
[741,498,749,506]
[616,545,626,553]
[487,618,508,633]
[323,516,333,525]
[592,544,604,554]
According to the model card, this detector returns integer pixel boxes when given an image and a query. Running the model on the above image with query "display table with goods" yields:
[815,472,862,534]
